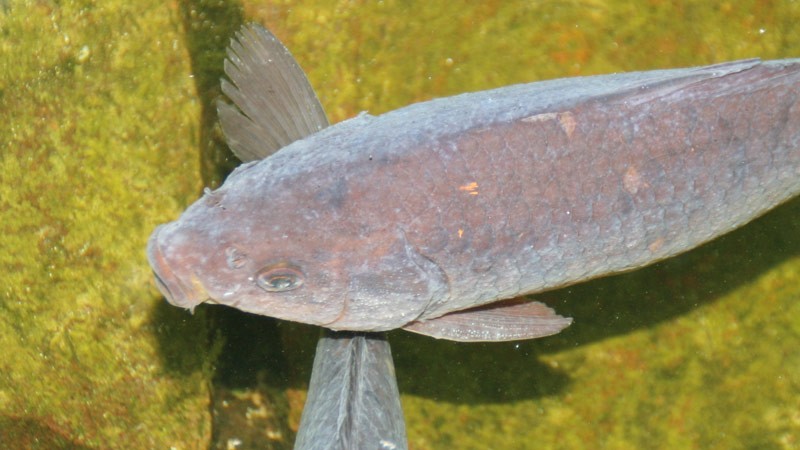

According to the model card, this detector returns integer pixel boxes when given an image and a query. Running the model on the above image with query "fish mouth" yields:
[146,225,209,310]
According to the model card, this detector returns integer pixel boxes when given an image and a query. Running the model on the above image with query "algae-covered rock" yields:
[0,0,217,447]
[5,0,796,448]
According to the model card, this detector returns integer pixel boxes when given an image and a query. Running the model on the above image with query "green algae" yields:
[244,0,800,121]
[0,0,213,447]
[3,0,798,448]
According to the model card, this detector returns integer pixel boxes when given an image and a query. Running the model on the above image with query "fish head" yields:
[147,156,448,331]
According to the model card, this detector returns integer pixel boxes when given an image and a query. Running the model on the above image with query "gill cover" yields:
[332,231,450,331]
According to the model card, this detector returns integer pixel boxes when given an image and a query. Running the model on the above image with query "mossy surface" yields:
[3,0,799,449]
[0,0,213,447]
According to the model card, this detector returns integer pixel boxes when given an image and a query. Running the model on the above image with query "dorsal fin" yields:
[217,23,329,162]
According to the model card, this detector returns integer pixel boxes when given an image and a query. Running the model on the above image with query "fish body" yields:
[148,57,800,341]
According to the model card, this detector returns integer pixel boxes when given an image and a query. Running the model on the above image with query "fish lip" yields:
[146,225,209,309]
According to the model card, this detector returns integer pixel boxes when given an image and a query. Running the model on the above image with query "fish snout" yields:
[146,224,210,311]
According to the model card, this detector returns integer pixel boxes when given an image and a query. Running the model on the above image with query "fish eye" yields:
[255,263,304,292]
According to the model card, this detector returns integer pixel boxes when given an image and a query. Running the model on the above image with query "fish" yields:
[147,24,800,341]
[295,331,407,450]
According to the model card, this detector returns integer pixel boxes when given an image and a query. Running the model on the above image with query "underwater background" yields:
[1,0,799,448]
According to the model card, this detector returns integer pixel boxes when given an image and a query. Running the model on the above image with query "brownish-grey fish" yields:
[148,34,800,341]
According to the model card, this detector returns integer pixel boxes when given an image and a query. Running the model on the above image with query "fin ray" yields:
[218,23,329,162]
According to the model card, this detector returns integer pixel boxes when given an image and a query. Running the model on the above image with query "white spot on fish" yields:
[648,237,665,253]
[521,111,576,138]
[623,165,650,194]
[379,439,398,450]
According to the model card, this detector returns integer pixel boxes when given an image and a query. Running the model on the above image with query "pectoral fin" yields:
[403,301,572,342]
